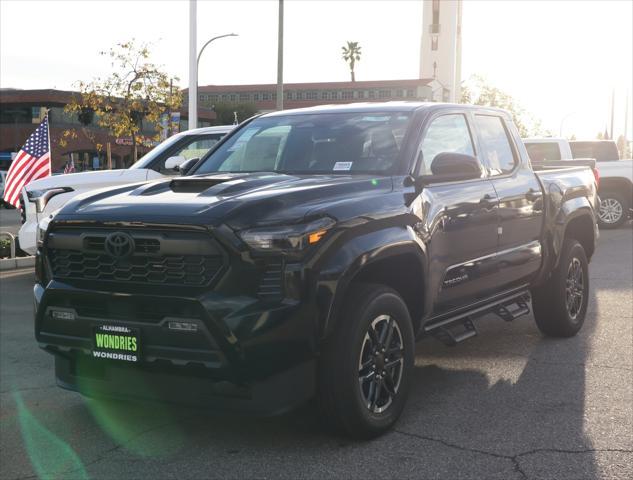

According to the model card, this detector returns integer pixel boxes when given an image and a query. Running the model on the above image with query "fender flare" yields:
[313,226,427,340]
[535,195,597,286]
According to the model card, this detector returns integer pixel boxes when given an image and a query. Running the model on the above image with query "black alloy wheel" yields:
[358,315,404,414]
[532,238,589,337]
[318,283,414,438]
[565,257,585,322]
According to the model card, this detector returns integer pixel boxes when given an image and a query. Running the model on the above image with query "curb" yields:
[0,256,35,271]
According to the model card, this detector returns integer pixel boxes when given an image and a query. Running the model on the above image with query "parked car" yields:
[0,170,6,206]
[523,137,631,228]
[592,159,633,228]
[569,140,631,227]
[35,103,599,438]
[0,170,15,209]
[17,125,233,254]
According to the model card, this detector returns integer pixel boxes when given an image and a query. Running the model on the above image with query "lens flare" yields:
[14,392,89,480]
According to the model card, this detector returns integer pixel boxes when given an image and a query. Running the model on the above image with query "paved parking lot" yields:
[0,227,631,480]
[0,207,21,237]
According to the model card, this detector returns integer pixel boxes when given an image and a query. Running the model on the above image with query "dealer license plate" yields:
[92,325,140,362]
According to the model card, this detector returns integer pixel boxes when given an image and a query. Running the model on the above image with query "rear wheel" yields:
[598,191,628,228]
[532,239,589,337]
[317,283,414,439]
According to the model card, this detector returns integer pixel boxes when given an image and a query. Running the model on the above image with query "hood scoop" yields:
[169,175,247,193]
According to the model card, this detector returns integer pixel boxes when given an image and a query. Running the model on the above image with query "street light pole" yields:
[559,112,577,137]
[188,0,197,131]
[276,0,284,110]
[195,33,238,128]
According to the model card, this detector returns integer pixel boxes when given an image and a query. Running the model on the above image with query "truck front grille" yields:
[49,250,222,287]
[46,227,225,288]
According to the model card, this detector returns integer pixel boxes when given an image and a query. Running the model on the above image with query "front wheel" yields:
[532,239,589,337]
[598,191,629,229]
[317,283,415,439]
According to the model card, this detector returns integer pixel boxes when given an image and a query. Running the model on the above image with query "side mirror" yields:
[179,157,200,176]
[164,155,186,170]
[429,152,482,181]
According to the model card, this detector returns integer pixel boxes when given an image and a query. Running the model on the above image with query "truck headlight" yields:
[238,217,335,253]
[27,187,73,213]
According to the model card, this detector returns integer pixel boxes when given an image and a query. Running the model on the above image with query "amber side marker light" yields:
[308,230,328,245]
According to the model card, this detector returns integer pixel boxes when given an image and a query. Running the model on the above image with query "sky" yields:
[1,0,632,139]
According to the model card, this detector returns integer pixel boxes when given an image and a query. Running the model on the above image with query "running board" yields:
[493,294,531,322]
[424,290,532,346]
[433,317,477,347]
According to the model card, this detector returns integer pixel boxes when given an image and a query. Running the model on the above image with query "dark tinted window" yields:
[570,141,620,162]
[475,115,517,175]
[419,114,475,175]
[525,142,561,163]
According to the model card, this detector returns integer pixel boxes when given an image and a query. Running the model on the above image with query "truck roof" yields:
[180,125,235,135]
[261,102,511,117]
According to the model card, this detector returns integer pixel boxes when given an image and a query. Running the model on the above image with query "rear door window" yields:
[475,115,517,175]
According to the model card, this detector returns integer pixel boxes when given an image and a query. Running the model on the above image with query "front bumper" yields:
[34,280,317,414]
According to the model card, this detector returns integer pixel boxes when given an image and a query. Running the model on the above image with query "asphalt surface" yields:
[0,228,631,480]
[0,207,21,237]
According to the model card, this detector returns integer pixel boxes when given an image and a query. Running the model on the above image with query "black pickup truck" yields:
[34,103,599,438]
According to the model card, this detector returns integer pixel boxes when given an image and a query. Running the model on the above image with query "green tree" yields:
[460,75,548,137]
[209,102,259,125]
[616,134,632,159]
[63,40,181,165]
[341,41,362,82]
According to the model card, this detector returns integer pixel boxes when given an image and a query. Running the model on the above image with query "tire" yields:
[598,191,629,229]
[531,239,589,337]
[317,283,415,439]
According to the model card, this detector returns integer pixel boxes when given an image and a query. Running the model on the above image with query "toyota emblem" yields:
[104,232,135,258]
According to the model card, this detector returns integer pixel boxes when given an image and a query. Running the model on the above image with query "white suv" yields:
[18,125,233,254]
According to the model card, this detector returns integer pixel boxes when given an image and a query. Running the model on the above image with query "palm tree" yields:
[341,41,362,82]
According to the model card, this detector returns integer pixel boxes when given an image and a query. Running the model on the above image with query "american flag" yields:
[63,156,75,174]
[3,114,51,207]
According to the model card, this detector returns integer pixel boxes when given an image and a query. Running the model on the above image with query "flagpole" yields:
[45,109,52,175]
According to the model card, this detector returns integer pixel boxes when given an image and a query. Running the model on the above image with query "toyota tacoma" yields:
[34,103,599,438]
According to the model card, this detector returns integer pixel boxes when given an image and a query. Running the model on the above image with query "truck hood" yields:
[58,172,395,229]
[24,169,152,192]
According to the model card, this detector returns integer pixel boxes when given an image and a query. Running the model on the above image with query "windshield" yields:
[194,111,412,175]
[129,133,188,170]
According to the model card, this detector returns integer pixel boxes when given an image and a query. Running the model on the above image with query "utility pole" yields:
[624,91,629,144]
[188,0,198,130]
[276,0,284,110]
[609,89,615,141]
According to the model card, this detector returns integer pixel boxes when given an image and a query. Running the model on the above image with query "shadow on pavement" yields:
[3,227,631,480]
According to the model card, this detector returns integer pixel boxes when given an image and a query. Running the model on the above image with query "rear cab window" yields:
[525,143,561,163]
